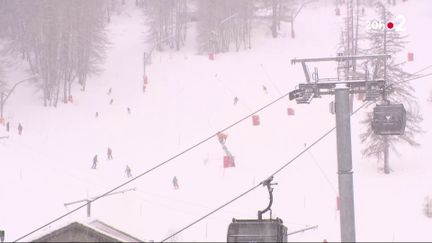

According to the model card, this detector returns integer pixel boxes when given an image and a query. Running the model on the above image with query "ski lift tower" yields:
[289,53,390,242]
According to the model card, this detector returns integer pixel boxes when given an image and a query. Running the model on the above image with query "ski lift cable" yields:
[385,72,432,92]
[260,63,284,96]
[16,67,431,242]
[213,74,254,112]
[14,87,291,242]
[161,101,372,242]
[411,64,432,76]
[402,72,432,83]
[307,150,338,195]
[23,138,255,225]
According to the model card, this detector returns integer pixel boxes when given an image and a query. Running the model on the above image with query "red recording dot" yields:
[387,22,394,29]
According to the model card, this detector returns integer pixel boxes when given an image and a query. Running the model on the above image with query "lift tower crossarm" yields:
[64,188,136,217]
[291,54,390,64]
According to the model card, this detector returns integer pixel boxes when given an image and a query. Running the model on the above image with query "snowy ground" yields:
[1,0,432,242]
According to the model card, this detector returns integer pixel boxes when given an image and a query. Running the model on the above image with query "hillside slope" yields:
[1,1,431,242]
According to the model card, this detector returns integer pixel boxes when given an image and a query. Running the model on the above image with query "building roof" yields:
[30,220,143,242]
[87,220,143,242]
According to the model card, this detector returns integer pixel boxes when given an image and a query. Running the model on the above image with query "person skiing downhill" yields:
[262,85,268,94]
[127,107,131,114]
[108,88,112,95]
[109,98,114,105]
[91,155,98,169]
[125,165,132,178]
[107,147,113,160]
[6,122,9,132]
[18,123,23,135]
[173,176,179,190]
[233,97,239,105]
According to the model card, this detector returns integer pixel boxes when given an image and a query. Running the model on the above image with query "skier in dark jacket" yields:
[173,176,179,190]
[109,98,114,105]
[6,122,9,132]
[18,123,23,135]
[233,97,239,105]
[92,155,98,169]
[125,165,132,178]
[107,147,113,160]
[262,85,268,94]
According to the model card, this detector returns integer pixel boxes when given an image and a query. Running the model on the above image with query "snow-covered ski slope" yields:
[1,0,432,242]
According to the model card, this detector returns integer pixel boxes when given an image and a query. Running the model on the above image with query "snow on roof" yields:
[87,220,143,242]
[28,219,144,242]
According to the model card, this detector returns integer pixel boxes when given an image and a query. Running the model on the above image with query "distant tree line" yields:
[0,0,109,107]
[142,0,301,55]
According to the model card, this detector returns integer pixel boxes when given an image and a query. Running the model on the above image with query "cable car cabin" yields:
[372,104,406,135]
[227,218,287,242]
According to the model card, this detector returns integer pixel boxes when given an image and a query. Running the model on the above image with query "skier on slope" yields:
[107,147,113,160]
[91,155,98,169]
[109,98,114,105]
[233,97,239,105]
[127,107,131,114]
[6,122,9,132]
[262,85,268,94]
[108,88,112,95]
[173,176,179,190]
[125,165,132,178]
[18,123,23,135]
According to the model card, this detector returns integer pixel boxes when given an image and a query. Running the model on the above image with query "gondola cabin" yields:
[372,104,406,135]
[227,218,287,242]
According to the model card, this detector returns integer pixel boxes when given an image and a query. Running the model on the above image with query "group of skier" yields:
[89,84,185,189]
[1,121,23,135]
[91,149,179,189]
[94,87,133,119]
[91,147,133,178]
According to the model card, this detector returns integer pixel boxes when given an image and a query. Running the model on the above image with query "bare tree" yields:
[144,0,188,52]
[0,0,109,106]
[196,0,253,54]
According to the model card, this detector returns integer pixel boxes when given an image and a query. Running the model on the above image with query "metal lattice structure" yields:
[289,54,389,104]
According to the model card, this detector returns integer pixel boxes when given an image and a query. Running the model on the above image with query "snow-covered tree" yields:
[196,0,253,54]
[337,0,364,78]
[0,0,109,106]
[70,0,109,94]
[359,3,423,174]
[255,0,300,39]
[144,0,188,52]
